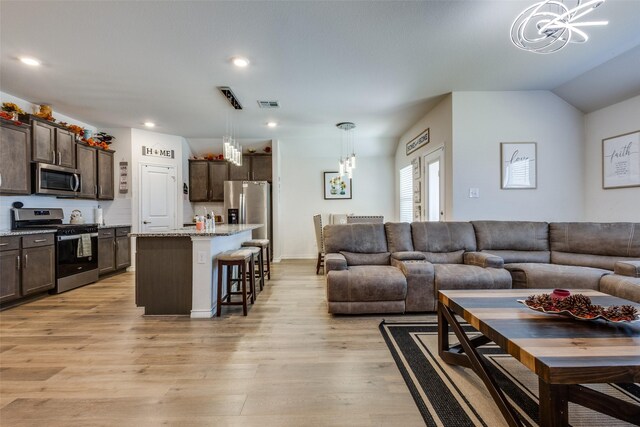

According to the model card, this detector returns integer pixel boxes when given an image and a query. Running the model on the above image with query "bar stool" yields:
[244,246,265,292]
[241,239,271,280]
[216,249,255,316]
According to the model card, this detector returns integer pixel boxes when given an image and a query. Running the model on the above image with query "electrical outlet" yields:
[197,251,207,264]
[469,187,480,198]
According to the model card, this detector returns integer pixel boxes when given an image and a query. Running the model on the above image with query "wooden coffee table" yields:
[437,289,640,427]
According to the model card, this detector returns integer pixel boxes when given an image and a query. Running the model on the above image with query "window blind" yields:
[399,165,413,223]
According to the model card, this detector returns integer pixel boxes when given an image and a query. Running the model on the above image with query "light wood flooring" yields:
[1,260,429,426]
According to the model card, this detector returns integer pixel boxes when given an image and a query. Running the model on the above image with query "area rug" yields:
[380,320,640,427]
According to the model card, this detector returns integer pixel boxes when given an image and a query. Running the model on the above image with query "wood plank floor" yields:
[1,260,428,426]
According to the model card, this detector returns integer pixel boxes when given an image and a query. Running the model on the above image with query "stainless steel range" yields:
[12,208,99,293]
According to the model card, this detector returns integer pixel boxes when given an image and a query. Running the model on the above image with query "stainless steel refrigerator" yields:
[224,181,271,242]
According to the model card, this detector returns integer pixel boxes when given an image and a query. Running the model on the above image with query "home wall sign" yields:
[142,146,175,159]
[602,130,640,189]
[119,161,128,194]
[500,142,537,189]
[406,128,430,156]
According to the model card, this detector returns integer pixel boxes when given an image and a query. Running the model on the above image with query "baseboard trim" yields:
[190,308,214,319]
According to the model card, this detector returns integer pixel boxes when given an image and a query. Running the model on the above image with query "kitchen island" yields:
[131,224,263,318]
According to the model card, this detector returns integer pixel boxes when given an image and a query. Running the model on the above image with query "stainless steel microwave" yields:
[34,163,80,196]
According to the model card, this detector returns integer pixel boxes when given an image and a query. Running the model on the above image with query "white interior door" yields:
[423,148,445,222]
[141,164,177,232]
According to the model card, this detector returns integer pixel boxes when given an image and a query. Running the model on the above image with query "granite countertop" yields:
[130,224,263,237]
[0,229,57,237]
[98,224,132,229]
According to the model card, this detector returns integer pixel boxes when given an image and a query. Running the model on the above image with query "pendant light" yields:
[337,122,356,177]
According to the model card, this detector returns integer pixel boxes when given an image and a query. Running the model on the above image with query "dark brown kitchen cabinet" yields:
[229,160,251,181]
[251,155,272,182]
[76,143,97,199]
[31,117,76,168]
[21,245,55,296]
[0,120,31,195]
[0,234,55,306]
[97,150,114,200]
[189,160,228,202]
[98,227,130,276]
[0,250,20,303]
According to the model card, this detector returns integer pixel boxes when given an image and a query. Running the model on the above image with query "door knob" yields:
[143,220,151,224]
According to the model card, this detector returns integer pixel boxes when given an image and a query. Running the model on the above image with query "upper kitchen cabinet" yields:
[228,159,251,181]
[189,160,228,202]
[76,143,97,199]
[97,150,114,200]
[0,120,31,195]
[250,154,272,182]
[31,116,75,168]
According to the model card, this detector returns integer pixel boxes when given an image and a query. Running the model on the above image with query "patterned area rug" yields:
[380,320,640,427]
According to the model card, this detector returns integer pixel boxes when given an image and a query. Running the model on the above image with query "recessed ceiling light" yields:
[267,122,278,128]
[232,57,250,68]
[20,57,41,67]
[144,122,155,128]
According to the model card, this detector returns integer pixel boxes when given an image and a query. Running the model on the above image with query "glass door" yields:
[423,148,445,222]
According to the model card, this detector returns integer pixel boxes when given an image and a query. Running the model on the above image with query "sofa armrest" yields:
[391,251,427,261]
[325,253,348,272]
[464,252,504,269]
[614,260,640,278]
[391,258,433,275]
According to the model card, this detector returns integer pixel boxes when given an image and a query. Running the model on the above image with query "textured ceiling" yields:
[1,1,640,156]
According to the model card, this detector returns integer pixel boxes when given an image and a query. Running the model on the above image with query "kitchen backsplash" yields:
[192,202,224,223]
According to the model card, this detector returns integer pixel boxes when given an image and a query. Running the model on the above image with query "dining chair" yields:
[313,214,325,274]
[346,215,384,224]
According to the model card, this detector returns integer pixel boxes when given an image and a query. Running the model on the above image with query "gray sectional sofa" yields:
[324,221,640,314]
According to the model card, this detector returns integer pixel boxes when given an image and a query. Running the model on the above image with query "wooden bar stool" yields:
[241,239,271,280]
[216,249,255,316]
[243,246,265,292]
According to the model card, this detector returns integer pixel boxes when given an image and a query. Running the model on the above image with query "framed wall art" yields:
[602,130,640,189]
[413,205,421,221]
[500,142,537,189]
[406,128,430,156]
[411,156,421,179]
[324,172,352,200]
[413,180,421,203]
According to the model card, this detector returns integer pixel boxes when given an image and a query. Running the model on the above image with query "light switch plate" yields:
[469,188,480,198]
[197,251,207,264]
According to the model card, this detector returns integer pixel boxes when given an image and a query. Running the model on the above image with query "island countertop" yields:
[130,224,263,237]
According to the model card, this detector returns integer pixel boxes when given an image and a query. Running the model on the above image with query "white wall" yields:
[450,91,585,221]
[279,139,395,259]
[394,95,452,220]
[583,95,640,221]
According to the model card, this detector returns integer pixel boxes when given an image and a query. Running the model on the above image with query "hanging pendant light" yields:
[336,122,356,177]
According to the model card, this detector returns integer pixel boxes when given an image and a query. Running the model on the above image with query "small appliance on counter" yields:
[69,209,84,224]
[11,208,99,293]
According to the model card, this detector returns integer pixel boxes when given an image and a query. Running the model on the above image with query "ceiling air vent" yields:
[257,100,280,109]
[218,86,243,110]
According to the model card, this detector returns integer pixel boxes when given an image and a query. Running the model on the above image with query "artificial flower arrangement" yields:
[2,102,26,115]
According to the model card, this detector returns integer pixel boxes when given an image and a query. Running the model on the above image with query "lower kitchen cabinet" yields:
[98,227,131,276]
[0,234,55,306]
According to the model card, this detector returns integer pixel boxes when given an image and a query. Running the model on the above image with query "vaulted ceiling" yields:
[2,1,640,156]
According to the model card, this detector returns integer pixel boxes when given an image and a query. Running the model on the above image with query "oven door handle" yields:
[57,233,98,241]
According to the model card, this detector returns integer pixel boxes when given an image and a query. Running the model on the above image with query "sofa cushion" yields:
[551,251,640,271]
[615,260,640,278]
[340,251,390,266]
[385,222,414,252]
[326,265,407,302]
[433,264,512,290]
[481,249,550,264]
[505,263,611,290]
[412,222,476,264]
[599,275,640,303]
[324,223,388,254]
[473,221,549,251]
[549,222,640,257]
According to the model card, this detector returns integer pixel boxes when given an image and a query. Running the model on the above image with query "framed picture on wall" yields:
[500,142,537,189]
[413,180,421,203]
[411,156,421,179]
[413,205,421,221]
[324,172,352,200]
[602,130,640,189]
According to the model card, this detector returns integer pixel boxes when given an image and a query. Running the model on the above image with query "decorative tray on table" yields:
[518,289,639,323]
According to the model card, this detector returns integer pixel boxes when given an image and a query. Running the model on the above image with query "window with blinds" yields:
[399,165,413,223]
